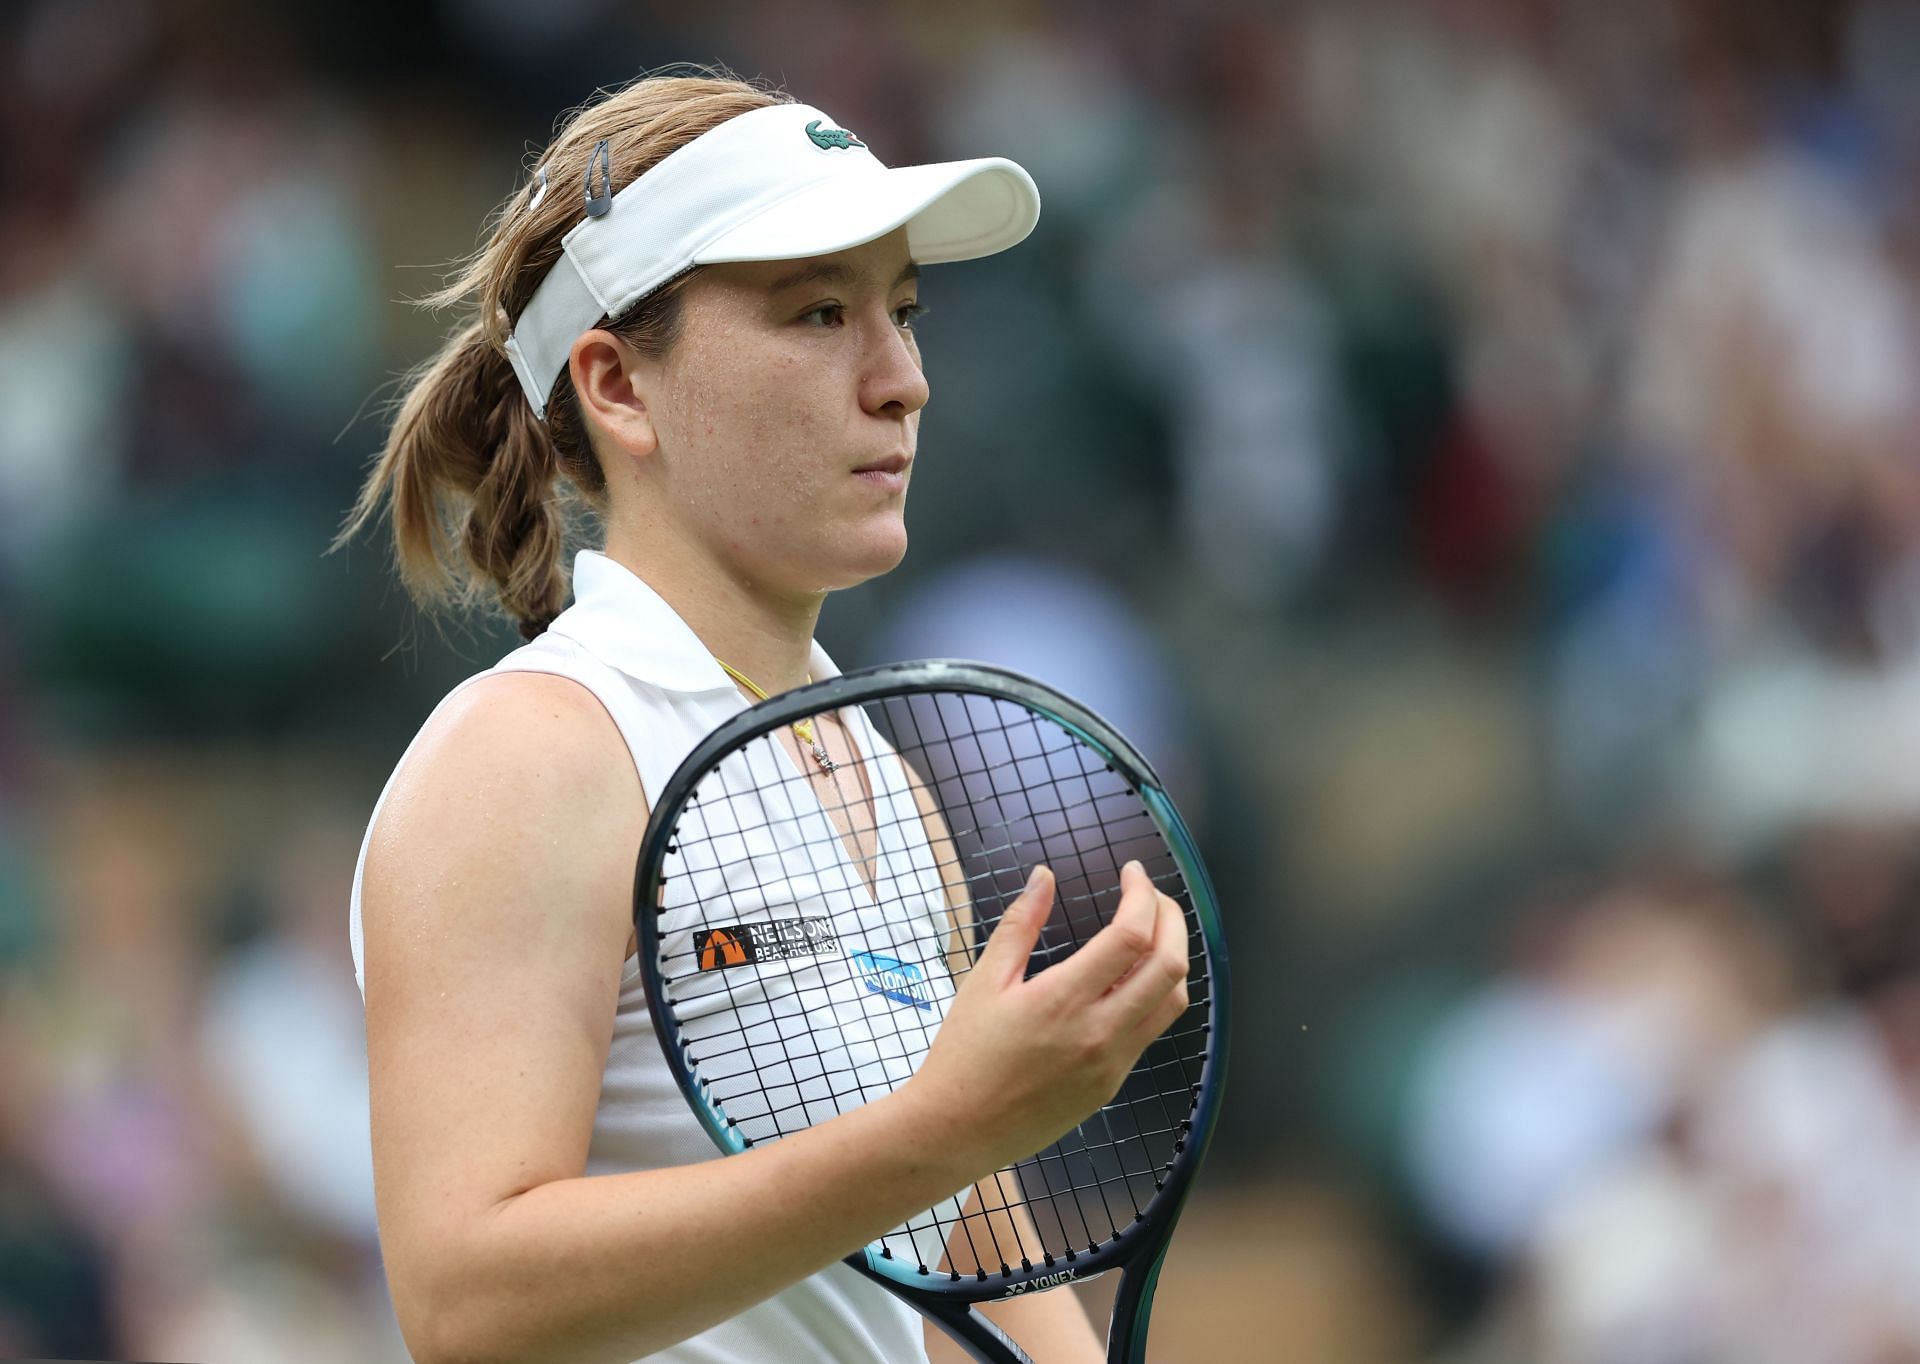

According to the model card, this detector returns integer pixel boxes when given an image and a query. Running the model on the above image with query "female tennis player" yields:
[341,71,1190,1364]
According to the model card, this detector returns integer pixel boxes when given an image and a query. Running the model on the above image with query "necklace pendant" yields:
[811,742,837,774]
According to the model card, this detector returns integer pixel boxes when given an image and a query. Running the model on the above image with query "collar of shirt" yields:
[545,549,841,695]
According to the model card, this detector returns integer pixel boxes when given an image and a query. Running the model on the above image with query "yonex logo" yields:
[851,951,933,1011]
[805,119,865,151]
[1006,1268,1077,1295]
[695,918,837,971]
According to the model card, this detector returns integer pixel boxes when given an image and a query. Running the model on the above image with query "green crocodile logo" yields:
[805,120,865,151]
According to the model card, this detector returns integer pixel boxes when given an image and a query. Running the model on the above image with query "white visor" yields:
[503,102,1042,418]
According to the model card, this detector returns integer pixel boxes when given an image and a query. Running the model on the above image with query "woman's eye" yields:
[798,301,927,329]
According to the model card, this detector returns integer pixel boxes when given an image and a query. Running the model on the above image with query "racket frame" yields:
[633,660,1231,1364]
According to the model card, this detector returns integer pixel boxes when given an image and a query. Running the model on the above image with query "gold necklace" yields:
[714,656,879,894]
[714,658,838,774]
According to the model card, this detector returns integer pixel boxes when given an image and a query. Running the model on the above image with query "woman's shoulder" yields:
[436,662,618,738]
[427,664,635,791]
[406,625,629,772]
[369,664,644,868]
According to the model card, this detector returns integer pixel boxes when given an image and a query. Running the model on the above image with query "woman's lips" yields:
[853,467,908,492]
[852,453,910,492]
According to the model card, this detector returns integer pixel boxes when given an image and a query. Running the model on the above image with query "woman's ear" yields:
[568,328,659,460]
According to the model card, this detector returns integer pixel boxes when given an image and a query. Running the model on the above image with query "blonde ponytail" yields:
[333,69,786,639]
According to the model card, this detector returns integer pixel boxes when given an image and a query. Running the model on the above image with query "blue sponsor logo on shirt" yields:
[851,951,934,1011]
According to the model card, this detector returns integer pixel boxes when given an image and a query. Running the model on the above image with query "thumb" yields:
[976,864,1054,984]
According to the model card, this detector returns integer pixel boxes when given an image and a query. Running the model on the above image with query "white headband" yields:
[503,102,1042,419]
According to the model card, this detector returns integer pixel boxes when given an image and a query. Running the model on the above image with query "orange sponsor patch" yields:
[698,928,750,970]
[691,918,838,971]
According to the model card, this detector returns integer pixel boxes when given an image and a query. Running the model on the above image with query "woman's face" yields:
[625,227,930,597]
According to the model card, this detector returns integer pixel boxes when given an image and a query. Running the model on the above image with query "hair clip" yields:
[527,164,550,213]
[585,139,613,218]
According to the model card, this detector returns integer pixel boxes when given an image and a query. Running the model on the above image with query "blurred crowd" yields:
[4,0,1920,1359]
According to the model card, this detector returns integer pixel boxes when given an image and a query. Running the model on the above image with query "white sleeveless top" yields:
[349,549,931,1364]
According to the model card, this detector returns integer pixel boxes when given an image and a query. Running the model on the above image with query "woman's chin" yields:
[824,522,909,589]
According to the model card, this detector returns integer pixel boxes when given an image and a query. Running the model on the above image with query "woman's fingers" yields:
[979,858,1188,1045]
[913,861,1191,1171]
[1091,885,1190,1036]
[973,864,1055,986]
[1050,860,1161,1000]
[1118,972,1193,1062]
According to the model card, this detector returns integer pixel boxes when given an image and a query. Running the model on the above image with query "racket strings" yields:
[692,696,1150,859]
[651,691,1214,1278]
[662,795,1175,925]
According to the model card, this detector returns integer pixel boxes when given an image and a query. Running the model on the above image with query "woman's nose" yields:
[861,313,930,418]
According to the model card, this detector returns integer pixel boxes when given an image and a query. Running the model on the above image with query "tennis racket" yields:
[632,660,1230,1363]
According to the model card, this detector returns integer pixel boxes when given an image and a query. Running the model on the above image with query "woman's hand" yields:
[907,860,1191,1175]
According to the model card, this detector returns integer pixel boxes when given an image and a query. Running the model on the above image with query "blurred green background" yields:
[6,0,1920,1359]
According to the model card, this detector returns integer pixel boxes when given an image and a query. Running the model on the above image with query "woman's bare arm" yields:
[365,673,1187,1364]
[364,673,972,1362]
